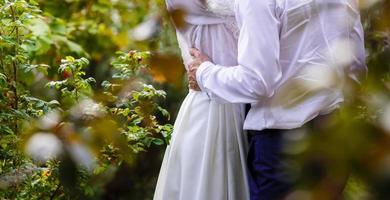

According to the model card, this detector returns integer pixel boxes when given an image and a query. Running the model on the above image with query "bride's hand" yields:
[188,48,211,91]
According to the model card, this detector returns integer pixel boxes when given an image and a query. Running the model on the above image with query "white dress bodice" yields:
[205,0,235,17]
[166,0,240,69]
[206,0,239,38]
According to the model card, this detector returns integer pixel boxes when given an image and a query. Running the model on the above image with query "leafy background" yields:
[0,0,389,199]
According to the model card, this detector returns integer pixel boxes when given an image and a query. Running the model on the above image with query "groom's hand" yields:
[188,48,211,91]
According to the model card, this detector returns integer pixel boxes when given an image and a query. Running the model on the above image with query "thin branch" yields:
[10,5,19,132]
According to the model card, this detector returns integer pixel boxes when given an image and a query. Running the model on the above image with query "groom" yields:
[187,0,366,199]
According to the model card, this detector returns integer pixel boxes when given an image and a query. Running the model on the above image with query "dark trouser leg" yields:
[247,130,292,200]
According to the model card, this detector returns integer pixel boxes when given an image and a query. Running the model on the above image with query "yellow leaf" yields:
[149,53,185,88]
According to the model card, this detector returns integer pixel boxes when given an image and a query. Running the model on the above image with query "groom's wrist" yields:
[196,61,214,92]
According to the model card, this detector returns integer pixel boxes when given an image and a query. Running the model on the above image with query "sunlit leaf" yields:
[149,53,185,88]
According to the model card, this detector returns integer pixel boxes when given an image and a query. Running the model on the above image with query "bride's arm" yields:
[195,0,282,104]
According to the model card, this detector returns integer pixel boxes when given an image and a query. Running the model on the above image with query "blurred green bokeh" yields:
[0,0,389,200]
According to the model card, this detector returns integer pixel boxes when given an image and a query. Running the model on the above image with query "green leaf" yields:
[27,18,50,37]
[50,19,67,35]
[29,0,39,6]
[152,138,164,146]
[48,100,60,107]
[66,56,75,62]
[65,40,84,54]
[0,73,7,85]
[158,106,170,119]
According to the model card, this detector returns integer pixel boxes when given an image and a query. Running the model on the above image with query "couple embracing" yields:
[154,0,366,199]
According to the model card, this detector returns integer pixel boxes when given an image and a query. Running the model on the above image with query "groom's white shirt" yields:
[196,0,366,131]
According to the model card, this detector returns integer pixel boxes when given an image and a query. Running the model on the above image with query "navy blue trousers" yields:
[247,130,292,200]
[245,105,292,200]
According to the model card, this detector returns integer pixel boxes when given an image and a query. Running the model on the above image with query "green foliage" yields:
[2,0,388,199]
[46,56,95,106]
[0,0,176,199]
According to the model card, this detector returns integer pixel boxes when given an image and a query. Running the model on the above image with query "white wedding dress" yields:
[154,0,249,199]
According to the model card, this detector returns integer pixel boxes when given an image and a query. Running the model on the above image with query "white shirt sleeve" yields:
[196,0,282,104]
[348,15,367,84]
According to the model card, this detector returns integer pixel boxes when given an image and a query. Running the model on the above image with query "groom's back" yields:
[277,0,366,84]
[247,0,368,128]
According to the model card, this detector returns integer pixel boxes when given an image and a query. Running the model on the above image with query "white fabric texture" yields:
[154,0,249,199]
[205,0,235,16]
[196,0,367,131]
[154,92,249,200]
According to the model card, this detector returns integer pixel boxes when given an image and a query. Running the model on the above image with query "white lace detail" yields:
[205,0,239,39]
[205,0,235,17]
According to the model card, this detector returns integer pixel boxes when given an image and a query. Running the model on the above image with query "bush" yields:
[0,0,179,199]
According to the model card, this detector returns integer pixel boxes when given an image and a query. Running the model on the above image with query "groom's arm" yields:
[195,0,282,103]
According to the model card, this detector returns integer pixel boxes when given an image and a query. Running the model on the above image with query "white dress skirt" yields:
[154,0,249,199]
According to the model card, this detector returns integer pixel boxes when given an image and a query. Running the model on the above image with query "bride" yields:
[153,0,250,199]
